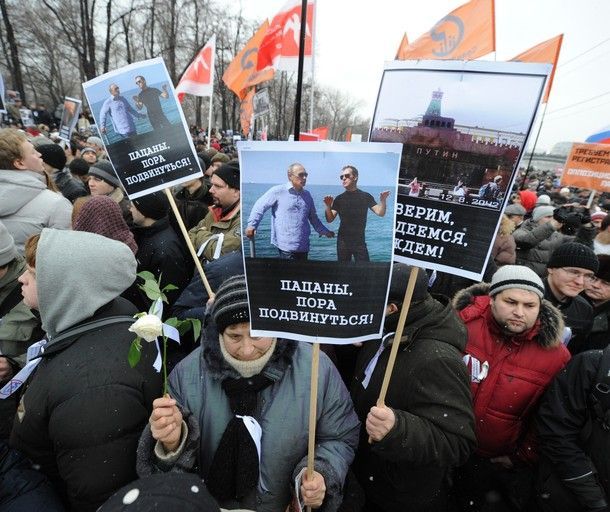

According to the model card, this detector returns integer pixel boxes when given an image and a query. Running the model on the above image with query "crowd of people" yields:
[1,122,610,512]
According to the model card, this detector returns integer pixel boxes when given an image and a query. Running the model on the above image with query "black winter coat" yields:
[131,217,191,312]
[9,298,161,512]
[350,295,476,511]
[536,349,610,511]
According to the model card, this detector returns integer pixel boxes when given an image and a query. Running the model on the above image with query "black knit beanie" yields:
[212,275,249,332]
[36,142,67,170]
[132,192,169,221]
[597,255,610,282]
[213,161,240,190]
[69,157,90,176]
[547,242,599,274]
[388,263,429,303]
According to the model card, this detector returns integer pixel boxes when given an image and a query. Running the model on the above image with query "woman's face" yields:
[222,322,274,361]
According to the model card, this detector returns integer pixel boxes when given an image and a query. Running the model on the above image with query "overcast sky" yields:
[231,0,610,152]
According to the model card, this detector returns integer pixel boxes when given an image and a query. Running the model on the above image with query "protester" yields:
[9,229,161,511]
[35,140,87,202]
[518,189,538,213]
[188,161,242,261]
[87,160,132,225]
[594,214,610,255]
[170,168,212,233]
[73,195,137,254]
[452,265,570,510]
[323,165,389,262]
[0,222,42,438]
[0,128,72,253]
[491,214,517,267]
[504,203,526,228]
[245,163,334,260]
[350,264,475,511]
[80,146,97,164]
[544,242,598,354]
[129,192,190,311]
[137,275,359,511]
[582,255,610,351]
[536,347,610,511]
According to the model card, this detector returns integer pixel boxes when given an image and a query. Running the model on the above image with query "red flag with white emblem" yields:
[256,0,315,73]
[176,35,216,102]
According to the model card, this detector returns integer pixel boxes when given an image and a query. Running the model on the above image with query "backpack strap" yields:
[591,346,610,430]
[44,315,136,355]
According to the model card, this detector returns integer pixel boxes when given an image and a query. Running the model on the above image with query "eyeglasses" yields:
[293,172,308,178]
[340,174,353,180]
[560,267,596,283]
[590,276,610,287]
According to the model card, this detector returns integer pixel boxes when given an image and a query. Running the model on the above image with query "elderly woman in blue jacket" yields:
[137,275,359,511]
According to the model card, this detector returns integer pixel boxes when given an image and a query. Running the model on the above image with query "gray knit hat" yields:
[532,205,554,222]
[88,160,120,188]
[0,222,18,266]
[212,275,250,333]
[489,265,545,299]
[504,204,526,216]
[536,194,552,206]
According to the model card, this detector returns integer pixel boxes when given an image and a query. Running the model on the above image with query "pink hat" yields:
[591,211,608,222]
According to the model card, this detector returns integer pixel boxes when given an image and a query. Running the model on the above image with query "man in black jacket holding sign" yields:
[350,263,475,511]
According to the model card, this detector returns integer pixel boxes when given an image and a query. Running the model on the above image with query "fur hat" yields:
[88,161,120,188]
[548,242,599,273]
[597,255,610,282]
[388,263,429,303]
[0,222,18,267]
[131,192,169,221]
[504,204,526,216]
[36,142,67,170]
[532,205,554,222]
[489,265,545,299]
[212,275,249,333]
[213,161,240,190]
[98,473,220,512]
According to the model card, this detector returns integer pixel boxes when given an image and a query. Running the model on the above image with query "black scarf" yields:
[206,373,273,501]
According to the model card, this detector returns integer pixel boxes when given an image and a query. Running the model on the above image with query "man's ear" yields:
[13,157,26,170]
[385,302,399,316]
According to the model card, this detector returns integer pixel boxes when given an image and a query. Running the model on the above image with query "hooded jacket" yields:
[0,169,72,252]
[137,321,360,512]
[350,295,476,511]
[454,283,571,464]
[9,229,161,512]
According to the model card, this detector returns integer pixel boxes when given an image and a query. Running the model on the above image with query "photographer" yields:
[514,204,596,277]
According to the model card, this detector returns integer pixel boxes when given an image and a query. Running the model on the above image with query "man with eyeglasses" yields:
[132,75,170,130]
[245,163,334,260]
[582,255,610,352]
[323,165,389,263]
[544,242,599,354]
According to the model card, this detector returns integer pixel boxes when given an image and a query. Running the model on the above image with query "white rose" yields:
[129,314,163,342]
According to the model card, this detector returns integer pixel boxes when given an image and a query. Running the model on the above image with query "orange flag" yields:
[395,33,410,60]
[222,22,275,101]
[311,126,329,140]
[397,0,495,61]
[345,127,352,142]
[240,88,255,137]
[510,34,563,103]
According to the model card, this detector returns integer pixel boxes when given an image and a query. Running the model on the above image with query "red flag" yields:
[395,33,410,60]
[223,22,275,101]
[240,89,255,137]
[256,0,315,72]
[311,126,328,140]
[176,35,215,103]
[345,127,352,142]
[298,131,320,141]
[397,0,495,61]
[510,34,563,103]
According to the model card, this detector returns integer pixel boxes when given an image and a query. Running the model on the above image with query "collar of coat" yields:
[201,320,297,382]
[453,282,564,348]
[209,201,240,222]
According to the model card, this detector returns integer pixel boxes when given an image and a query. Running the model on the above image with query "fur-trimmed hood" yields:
[201,319,297,381]
[498,214,516,236]
[453,282,565,348]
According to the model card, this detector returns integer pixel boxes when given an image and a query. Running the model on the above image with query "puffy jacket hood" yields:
[37,229,137,338]
[453,282,564,348]
[0,170,47,216]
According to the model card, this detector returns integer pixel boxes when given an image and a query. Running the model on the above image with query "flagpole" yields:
[308,0,317,132]
[520,102,548,190]
[206,93,213,149]
[293,0,308,141]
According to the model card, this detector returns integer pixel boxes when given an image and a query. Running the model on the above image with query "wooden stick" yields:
[306,342,320,512]
[369,266,420,443]
[164,188,213,297]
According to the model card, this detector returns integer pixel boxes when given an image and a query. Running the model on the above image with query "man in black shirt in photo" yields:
[133,75,170,130]
[323,165,389,262]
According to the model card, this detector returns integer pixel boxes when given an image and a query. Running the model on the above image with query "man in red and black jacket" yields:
[452,264,571,511]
